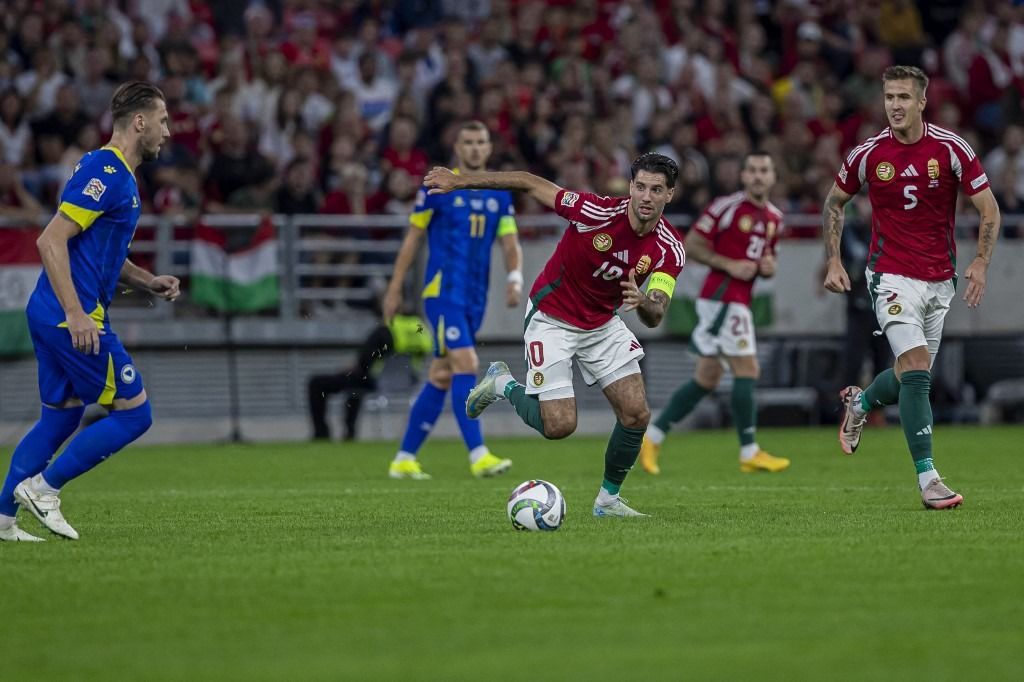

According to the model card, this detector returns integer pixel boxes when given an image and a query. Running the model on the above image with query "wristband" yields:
[507,270,524,286]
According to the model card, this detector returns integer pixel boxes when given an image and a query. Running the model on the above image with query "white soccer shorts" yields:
[866,269,955,361]
[689,299,757,358]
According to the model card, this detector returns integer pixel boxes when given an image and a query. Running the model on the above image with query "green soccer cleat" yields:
[470,451,512,478]
[466,361,511,419]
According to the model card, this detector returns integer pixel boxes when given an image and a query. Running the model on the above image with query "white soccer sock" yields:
[393,451,417,463]
[918,469,940,490]
[495,374,515,396]
[850,396,868,418]
[596,487,618,505]
[31,474,59,495]
[468,445,489,464]
[0,513,14,529]
[740,443,760,461]
[646,424,666,445]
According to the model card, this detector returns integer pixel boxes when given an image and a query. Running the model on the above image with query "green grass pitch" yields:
[3,425,1023,681]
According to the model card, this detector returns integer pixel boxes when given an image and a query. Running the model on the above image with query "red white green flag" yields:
[0,228,41,356]
[190,220,279,312]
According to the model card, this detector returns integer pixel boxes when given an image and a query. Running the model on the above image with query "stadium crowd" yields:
[0,0,1022,230]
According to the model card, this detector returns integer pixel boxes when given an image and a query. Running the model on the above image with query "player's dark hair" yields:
[742,150,774,166]
[110,81,165,128]
[882,65,929,96]
[630,152,679,187]
[458,120,489,135]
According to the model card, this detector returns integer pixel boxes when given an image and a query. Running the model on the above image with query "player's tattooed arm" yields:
[822,183,854,293]
[636,288,670,327]
[969,188,1001,264]
[424,167,562,209]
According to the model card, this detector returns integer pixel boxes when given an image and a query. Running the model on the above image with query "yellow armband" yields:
[646,272,677,298]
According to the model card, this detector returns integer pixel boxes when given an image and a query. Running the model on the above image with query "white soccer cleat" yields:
[0,521,45,542]
[14,476,79,540]
[592,496,648,518]
[466,361,511,419]
[838,385,868,455]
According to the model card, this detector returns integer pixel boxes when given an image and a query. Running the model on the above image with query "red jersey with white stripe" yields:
[692,191,783,305]
[835,124,990,281]
[529,189,686,330]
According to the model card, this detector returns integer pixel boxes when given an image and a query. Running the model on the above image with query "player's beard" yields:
[140,139,160,162]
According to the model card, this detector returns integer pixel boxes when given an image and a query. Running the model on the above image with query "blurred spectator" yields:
[985,125,1024,219]
[381,116,428,180]
[274,157,323,215]
[15,48,68,118]
[0,161,42,223]
[0,89,31,165]
[205,115,276,212]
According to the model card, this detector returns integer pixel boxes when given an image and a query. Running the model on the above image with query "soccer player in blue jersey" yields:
[382,120,523,479]
[0,82,176,541]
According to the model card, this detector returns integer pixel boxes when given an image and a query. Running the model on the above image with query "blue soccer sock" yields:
[451,373,485,453]
[42,401,153,489]
[0,405,84,515]
[398,383,447,456]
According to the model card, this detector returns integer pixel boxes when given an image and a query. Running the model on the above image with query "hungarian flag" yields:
[0,228,40,356]
[190,219,279,312]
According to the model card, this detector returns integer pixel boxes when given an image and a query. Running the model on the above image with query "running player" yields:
[383,121,523,480]
[823,65,1001,509]
[640,151,790,475]
[433,152,685,517]
[0,81,176,541]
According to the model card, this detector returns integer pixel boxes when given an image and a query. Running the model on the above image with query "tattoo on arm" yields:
[638,289,670,327]
[977,220,996,262]
[822,186,848,261]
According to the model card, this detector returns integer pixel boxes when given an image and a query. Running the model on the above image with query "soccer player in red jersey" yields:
[426,153,686,518]
[822,66,1002,509]
[640,152,790,475]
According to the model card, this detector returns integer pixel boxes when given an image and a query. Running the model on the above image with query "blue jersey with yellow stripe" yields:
[411,184,517,316]
[27,146,141,329]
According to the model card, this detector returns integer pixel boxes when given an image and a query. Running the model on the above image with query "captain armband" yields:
[646,272,677,298]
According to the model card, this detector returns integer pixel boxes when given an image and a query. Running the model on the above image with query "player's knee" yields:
[696,365,723,388]
[543,422,575,439]
[619,406,650,430]
[113,400,153,440]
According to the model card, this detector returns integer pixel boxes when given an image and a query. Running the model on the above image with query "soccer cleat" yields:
[470,451,512,478]
[388,459,432,480]
[921,477,963,510]
[740,450,791,473]
[14,476,79,540]
[0,521,45,542]
[639,436,661,475]
[466,361,510,419]
[838,385,868,454]
[592,497,648,518]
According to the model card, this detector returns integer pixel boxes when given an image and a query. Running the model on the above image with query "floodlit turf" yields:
[2,425,1023,681]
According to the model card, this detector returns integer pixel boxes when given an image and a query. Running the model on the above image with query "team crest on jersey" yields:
[888,304,903,316]
[737,339,749,349]
[561,191,579,207]
[486,198,499,213]
[445,326,461,342]
[120,365,137,384]
[82,178,107,201]
[592,233,612,251]
[876,162,895,182]
[927,158,940,180]
[635,254,652,275]
[738,215,753,233]
[532,371,544,387]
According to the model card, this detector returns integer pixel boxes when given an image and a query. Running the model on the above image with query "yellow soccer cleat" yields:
[740,450,790,473]
[470,451,512,478]
[639,436,661,475]
[388,459,432,480]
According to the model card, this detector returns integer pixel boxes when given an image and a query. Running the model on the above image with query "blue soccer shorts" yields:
[423,299,481,357]
[28,319,145,406]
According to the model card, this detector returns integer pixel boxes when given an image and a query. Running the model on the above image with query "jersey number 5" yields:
[903,185,918,210]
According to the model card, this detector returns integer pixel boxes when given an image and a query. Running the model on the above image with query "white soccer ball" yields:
[507,479,566,531]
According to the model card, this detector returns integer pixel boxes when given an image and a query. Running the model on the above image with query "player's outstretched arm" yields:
[119,259,180,300]
[424,167,562,209]
[500,233,523,307]
[683,230,758,281]
[822,182,853,293]
[963,187,1001,308]
[383,226,426,322]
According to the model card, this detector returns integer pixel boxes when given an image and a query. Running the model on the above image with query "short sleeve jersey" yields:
[529,189,686,330]
[692,191,783,305]
[27,147,142,328]
[411,183,517,315]
[835,124,990,281]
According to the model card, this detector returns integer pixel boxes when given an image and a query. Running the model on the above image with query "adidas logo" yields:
[629,339,642,351]
[900,165,920,177]
[613,249,630,263]
[916,424,933,436]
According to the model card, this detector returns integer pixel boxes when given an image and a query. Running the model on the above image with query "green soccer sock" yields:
[601,421,646,494]
[731,377,757,446]
[505,383,546,437]
[653,380,711,433]
[898,370,934,470]
[861,368,900,412]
